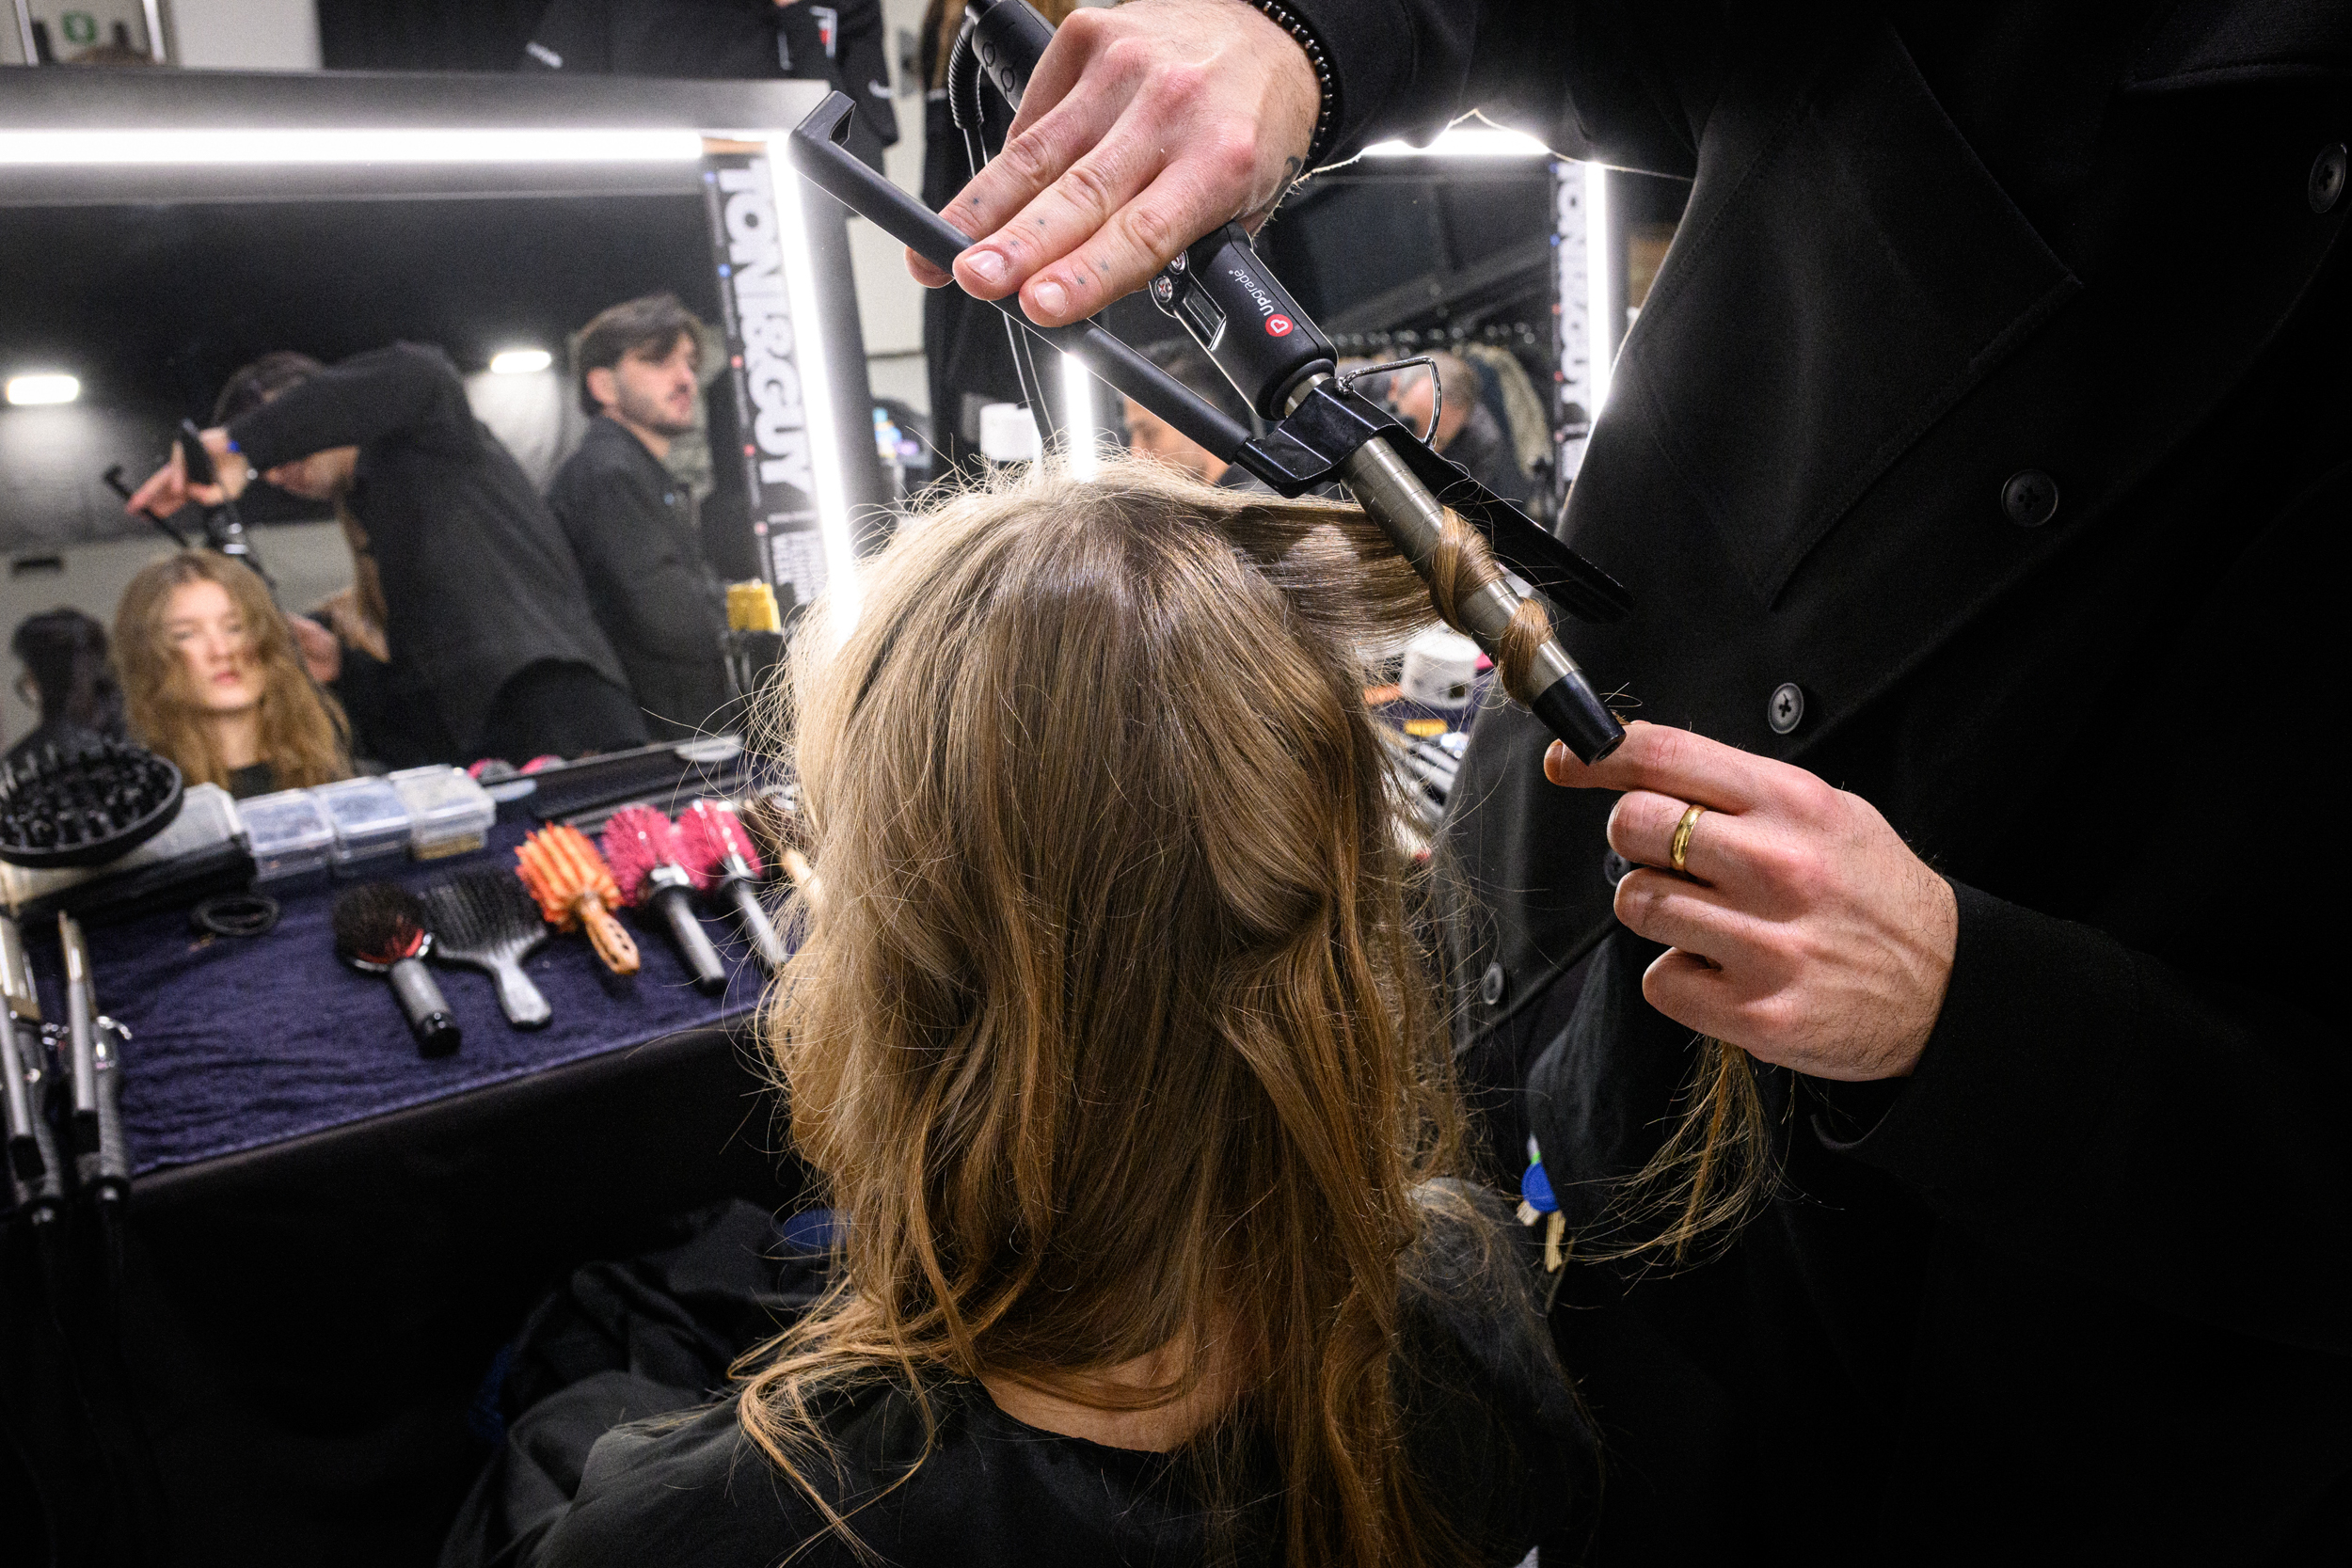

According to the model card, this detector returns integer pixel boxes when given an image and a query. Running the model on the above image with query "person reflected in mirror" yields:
[126,345,648,767]
[6,608,128,768]
[522,0,898,173]
[546,296,736,742]
[1121,339,1273,493]
[1377,351,1534,505]
[114,550,350,799]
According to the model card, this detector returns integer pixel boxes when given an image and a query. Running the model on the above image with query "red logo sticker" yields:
[1265,314,1295,338]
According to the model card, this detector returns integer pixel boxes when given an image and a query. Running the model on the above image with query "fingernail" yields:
[964,249,1007,286]
[1030,278,1069,318]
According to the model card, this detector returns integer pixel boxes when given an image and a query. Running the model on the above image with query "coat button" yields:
[2001,468,2059,528]
[1768,682,1805,735]
[2310,144,2347,214]
[1479,961,1507,1007]
[1603,848,1633,885]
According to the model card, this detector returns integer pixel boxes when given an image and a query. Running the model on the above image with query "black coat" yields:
[546,419,736,742]
[1287,0,2352,1560]
[229,344,630,757]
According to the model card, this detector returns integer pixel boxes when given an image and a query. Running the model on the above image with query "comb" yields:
[515,824,639,976]
[600,805,726,995]
[420,871,552,1028]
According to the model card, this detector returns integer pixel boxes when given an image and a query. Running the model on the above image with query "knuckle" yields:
[1152,61,1211,106]
[1206,127,1260,184]
[1119,200,1180,263]
[998,127,1060,186]
[1055,156,1118,219]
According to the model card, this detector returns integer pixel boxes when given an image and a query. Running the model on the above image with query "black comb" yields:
[419,871,552,1029]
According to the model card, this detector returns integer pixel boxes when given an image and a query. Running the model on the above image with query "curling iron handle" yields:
[89,1034,130,1193]
[1334,429,1625,764]
[388,958,462,1057]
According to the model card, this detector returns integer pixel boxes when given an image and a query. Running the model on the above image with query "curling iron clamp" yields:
[57,913,130,1210]
[786,0,1629,762]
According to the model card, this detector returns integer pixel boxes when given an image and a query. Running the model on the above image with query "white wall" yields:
[164,0,321,71]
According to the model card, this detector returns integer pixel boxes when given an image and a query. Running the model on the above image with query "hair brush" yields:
[420,870,551,1028]
[332,883,461,1056]
[675,799,787,971]
[600,805,726,995]
[515,825,639,975]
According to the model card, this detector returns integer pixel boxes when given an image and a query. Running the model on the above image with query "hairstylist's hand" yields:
[1545,723,1958,1082]
[914,0,1320,327]
[124,425,244,516]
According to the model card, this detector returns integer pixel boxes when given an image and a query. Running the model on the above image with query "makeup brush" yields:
[600,805,726,995]
[420,871,551,1029]
[332,883,461,1056]
[515,825,639,976]
[675,799,787,971]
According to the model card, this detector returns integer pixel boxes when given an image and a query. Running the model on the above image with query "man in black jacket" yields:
[128,344,646,764]
[548,296,737,742]
[905,1,2352,1560]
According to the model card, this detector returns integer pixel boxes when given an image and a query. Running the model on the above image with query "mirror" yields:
[0,71,879,792]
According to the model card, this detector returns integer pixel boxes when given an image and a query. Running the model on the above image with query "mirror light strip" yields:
[1060,352,1099,479]
[1362,127,1549,159]
[0,129,706,166]
[760,140,858,629]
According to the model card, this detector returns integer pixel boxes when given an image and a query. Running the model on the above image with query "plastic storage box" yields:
[312,776,411,872]
[238,787,337,886]
[389,766,495,860]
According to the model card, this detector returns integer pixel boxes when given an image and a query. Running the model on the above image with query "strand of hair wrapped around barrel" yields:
[1419,507,1554,707]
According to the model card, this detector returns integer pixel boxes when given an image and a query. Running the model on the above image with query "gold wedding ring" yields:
[1669,803,1707,874]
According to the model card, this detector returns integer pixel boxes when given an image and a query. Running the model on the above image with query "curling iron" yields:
[56,913,129,1212]
[787,0,1629,761]
[172,418,268,585]
[0,912,66,1227]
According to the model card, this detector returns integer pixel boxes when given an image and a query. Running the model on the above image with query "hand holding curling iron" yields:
[1546,723,1958,1082]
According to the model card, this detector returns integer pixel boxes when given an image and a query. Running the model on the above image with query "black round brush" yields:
[333,883,461,1056]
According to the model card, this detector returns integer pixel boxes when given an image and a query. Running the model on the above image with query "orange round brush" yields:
[515,824,640,975]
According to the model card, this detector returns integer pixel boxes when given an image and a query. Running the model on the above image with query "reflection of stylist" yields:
[548,296,735,742]
[912,2,2352,1561]
[127,344,646,764]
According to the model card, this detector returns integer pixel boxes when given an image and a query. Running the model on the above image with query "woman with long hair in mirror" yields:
[527,461,1597,1567]
[115,549,350,797]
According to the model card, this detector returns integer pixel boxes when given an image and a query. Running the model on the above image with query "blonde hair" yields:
[739,459,1551,1565]
[114,549,350,791]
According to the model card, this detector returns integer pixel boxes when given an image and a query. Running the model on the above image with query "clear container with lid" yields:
[312,776,411,871]
[389,766,496,860]
[239,787,337,885]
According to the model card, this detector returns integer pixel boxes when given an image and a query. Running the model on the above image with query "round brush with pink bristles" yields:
[600,804,726,994]
[676,799,787,971]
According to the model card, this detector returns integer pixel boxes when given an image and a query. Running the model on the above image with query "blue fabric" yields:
[24,817,773,1177]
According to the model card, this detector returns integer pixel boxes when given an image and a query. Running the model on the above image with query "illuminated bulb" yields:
[1362,127,1549,159]
[5,374,79,405]
[488,348,553,376]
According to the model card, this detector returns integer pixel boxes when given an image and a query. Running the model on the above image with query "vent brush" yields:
[515,825,640,976]
[332,883,461,1056]
[675,799,787,971]
[600,805,726,995]
[420,870,552,1028]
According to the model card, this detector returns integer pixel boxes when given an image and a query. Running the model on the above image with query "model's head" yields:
[10,607,123,736]
[576,293,703,434]
[213,350,357,500]
[743,460,1525,1564]
[114,550,347,790]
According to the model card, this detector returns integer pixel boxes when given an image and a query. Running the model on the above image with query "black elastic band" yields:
[192,893,280,939]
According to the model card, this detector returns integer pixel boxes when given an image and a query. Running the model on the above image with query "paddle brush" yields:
[515,825,639,976]
[420,870,552,1028]
[676,799,787,971]
[332,882,461,1056]
[601,805,726,995]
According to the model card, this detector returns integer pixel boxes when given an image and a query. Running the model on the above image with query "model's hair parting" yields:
[736,459,1547,1566]
[113,548,349,792]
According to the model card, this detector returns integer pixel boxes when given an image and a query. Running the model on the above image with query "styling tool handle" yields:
[577,895,642,976]
[57,912,101,1159]
[387,955,461,1056]
[487,958,553,1029]
[725,874,788,971]
[91,1022,130,1197]
[656,883,729,995]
